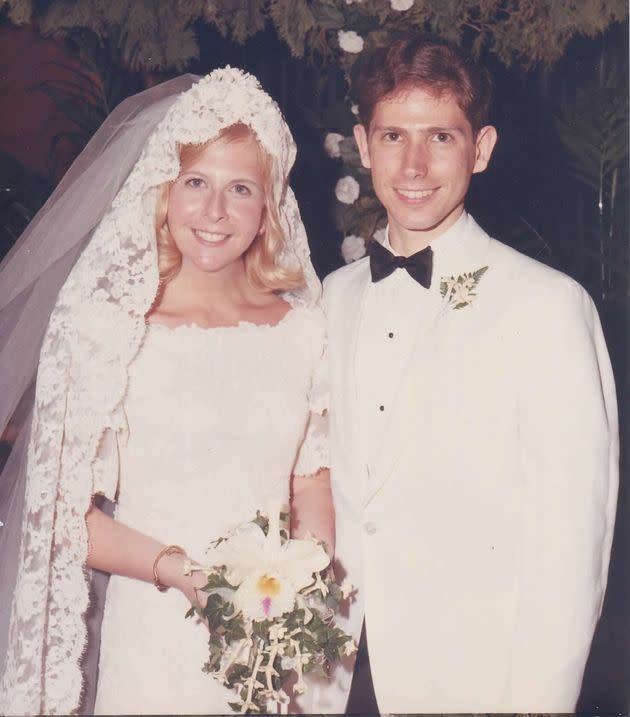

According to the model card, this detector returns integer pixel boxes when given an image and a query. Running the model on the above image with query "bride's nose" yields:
[202,190,226,222]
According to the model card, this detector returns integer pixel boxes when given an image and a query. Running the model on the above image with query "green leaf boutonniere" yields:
[440,266,489,310]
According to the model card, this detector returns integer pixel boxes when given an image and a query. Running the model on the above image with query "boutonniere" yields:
[440,266,489,310]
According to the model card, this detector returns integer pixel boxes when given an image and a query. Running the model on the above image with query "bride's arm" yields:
[290,468,335,557]
[85,505,206,607]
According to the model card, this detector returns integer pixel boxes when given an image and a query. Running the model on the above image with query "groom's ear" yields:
[353,124,372,170]
[472,125,498,174]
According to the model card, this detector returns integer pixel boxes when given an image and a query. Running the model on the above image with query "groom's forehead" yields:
[367,86,472,133]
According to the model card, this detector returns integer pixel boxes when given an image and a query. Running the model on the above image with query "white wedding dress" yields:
[93,302,326,715]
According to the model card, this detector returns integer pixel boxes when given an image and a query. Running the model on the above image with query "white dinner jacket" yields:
[319,215,618,714]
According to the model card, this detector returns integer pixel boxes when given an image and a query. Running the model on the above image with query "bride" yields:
[0,68,332,715]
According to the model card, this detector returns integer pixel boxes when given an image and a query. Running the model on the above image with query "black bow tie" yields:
[369,240,433,288]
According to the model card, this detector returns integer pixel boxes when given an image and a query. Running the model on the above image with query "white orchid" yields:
[206,511,330,621]
[335,175,360,204]
[338,30,364,53]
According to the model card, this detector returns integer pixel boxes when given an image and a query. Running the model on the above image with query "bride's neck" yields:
[165,260,254,309]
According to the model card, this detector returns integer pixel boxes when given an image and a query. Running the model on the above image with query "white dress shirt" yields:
[354,212,470,475]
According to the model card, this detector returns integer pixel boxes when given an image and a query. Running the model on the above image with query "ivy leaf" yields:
[201,592,236,631]
[252,511,269,534]
[202,635,224,673]
[201,569,234,591]
[224,621,248,644]
[225,663,250,688]
[252,618,273,639]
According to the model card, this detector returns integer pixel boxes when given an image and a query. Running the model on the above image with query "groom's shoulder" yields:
[323,256,370,296]
[488,234,580,291]
[484,232,595,316]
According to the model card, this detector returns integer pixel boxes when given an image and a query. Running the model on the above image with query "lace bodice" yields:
[92,304,327,714]
[116,305,327,545]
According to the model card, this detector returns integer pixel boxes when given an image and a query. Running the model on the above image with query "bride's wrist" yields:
[152,545,188,592]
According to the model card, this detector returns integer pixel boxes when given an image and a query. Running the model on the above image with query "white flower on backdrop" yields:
[390,0,415,10]
[335,175,360,204]
[338,30,364,53]
[341,234,367,263]
[324,132,345,158]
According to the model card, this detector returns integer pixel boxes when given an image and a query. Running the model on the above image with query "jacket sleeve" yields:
[506,278,619,711]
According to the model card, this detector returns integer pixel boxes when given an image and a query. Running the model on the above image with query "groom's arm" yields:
[506,278,619,711]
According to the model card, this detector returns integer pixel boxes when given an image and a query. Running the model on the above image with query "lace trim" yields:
[147,298,303,335]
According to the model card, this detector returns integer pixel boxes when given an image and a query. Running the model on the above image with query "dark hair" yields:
[355,34,493,134]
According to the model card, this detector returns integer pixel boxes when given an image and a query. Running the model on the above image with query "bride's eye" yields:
[232,183,252,196]
[184,176,205,188]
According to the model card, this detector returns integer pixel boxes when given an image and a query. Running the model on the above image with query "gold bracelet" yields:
[152,544,186,592]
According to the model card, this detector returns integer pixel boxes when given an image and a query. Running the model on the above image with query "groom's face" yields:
[354,85,496,252]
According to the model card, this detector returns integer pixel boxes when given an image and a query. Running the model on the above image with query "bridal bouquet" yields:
[185,509,355,714]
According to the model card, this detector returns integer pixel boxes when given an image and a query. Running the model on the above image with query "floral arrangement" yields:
[440,266,489,309]
[185,510,355,714]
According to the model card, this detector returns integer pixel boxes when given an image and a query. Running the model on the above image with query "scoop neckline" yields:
[146,302,302,334]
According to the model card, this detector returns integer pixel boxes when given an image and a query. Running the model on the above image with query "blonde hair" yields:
[154,124,304,292]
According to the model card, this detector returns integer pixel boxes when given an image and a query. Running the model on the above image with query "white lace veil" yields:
[0,68,320,715]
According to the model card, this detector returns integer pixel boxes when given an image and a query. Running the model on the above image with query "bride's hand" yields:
[179,565,212,631]
[179,567,209,613]
[155,551,210,627]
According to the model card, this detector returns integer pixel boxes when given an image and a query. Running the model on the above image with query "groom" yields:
[323,34,619,714]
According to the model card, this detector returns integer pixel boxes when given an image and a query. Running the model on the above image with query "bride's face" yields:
[167,136,266,276]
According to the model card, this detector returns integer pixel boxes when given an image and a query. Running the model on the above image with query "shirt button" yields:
[388,332,394,338]
[364,521,377,535]
[379,405,385,411]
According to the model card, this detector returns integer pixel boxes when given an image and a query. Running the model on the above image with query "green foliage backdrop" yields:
[0,0,628,299]
[2,0,627,70]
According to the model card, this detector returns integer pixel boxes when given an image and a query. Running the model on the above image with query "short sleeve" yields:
[91,404,128,501]
[292,336,329,478]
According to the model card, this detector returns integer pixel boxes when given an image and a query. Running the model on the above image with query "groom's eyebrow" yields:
[370,123,467,135]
